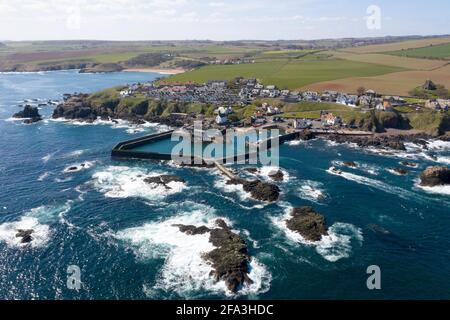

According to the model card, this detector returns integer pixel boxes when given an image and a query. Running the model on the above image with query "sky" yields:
[0,0,449,41]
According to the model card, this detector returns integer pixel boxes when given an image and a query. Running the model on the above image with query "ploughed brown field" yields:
[346,36,450,54]
[302,64,450,96]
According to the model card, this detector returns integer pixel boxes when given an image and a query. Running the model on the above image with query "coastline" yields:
[123,68,186,75]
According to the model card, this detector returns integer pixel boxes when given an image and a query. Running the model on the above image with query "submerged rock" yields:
[175,219,253,293]
[286,207,329,242]
[268,170,284,182]
[419,166,450,187]
[401,161,418,168]
[173,225,211,235]
[13,105,42,124]
[144,175,185,189]
[244,167,259,174]
[391,168,408,175]
[15,229,34,244]
[343,161,358,168]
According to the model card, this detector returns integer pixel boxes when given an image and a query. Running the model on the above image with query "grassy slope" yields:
[166,58,404,89]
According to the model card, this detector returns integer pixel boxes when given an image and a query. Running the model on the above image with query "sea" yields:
[0,70,449,300]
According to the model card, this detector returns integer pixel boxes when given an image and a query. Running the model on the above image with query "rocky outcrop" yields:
[13,105,42,123]
[286,207,328,242]
[391,168,408,175]
[16,229,34,244]
[401,161,418,168]
[419,166,450,187]
[297,129,316,141]
[52,94,97,121]
[268,170,284,182]
[175,219,253,293]
[79,63,123,74]
[343,161,358,168]
[144,175,185,189]
[227,178,280,202]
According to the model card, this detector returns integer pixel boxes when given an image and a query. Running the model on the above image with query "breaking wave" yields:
[92,166,188,201]
[298,180,326,203]
[0,203,72,248]
[116,207,270,297]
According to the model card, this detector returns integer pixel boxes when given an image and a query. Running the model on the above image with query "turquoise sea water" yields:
[0,70,449,300]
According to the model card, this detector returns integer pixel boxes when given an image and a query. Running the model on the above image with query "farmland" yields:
[166,58,404,89]
[346,36,450,54]
[387,43,450,60]
[302,64,450,96]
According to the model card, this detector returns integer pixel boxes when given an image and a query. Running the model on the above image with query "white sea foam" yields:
[286,140,304,146]
[47,116,168,133]
[415,180,450,196]
[298,180,326,202]
[92,166,187,201]
[64,149,87,158]
[42,153,53,163]
[0,217,50,248]
[427,140,450,151]
[271,207,363,262]
[0,203,72,248]
[326,167,413,200]
[116,210,270,297]
[63,161,96,173]
[37,172,50,181]
[259,166,290,182]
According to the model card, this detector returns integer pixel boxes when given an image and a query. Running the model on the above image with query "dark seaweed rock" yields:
[205,219,253,293]
[52,94,97,121]
[144,175,185,189]
[244,167,259,174]
[401,161,418,168]
[226,178,280,202]
[268,169,284,182]
[16,229,34,244]
[392,168,408,175]
[174,219,253,293]
[420,166,450,187]
[297,129,316,141]
[174,225,211,235]
[367,224,391,236]
[343,161,358,168]
[286,207,328,242]
[13,105,42,123]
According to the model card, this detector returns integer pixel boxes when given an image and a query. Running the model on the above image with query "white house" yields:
[216,114,228,125]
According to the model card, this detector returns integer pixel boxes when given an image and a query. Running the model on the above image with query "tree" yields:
[357,86,366,96]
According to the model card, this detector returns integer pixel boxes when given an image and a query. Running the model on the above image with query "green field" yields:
[387,43,450,59]
[166,59,404,89]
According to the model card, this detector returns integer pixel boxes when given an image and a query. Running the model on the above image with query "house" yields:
[321,112,342,126]
[376,99,394,111]
[120,89,133,97]
[426,99,450,111]
[365,89,377,97]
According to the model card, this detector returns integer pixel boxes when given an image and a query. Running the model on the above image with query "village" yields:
[118,77,450,131]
